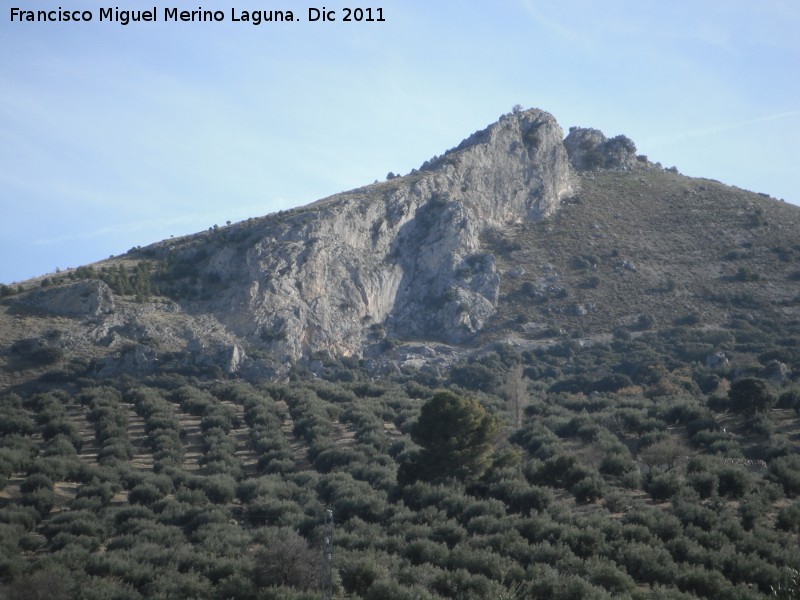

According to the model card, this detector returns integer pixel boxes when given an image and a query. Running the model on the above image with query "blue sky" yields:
[1,0,798,284]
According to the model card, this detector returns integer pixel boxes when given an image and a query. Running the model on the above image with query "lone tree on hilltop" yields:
[400,391,498,485]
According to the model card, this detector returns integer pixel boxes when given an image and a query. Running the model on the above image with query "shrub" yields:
[728,378,776,417]
[0,504,41,529]
[429,520,467,548]
[0,411,35,436]
[20,473,54,494]
[3,565,76,600]
[511,422,560,457]
[201,474,237,504]
[637,313,657,330]
[142,571,211,600]
[571,474,605,503]
[10,339,64,367]
[252,528,319,591]
[671,494,719,532]
[769,455,800,496]
[338,551,391,598]
[79,576,144,600]
[20,486,55,515]
[99,440,135,463]
[29,455,86,482]
[41,510,106,544]
[42,418,83,448]
[200,412,234,433]
[599,451,635,477]
[586,559,636,595]
[245,496,305,528]
[364,579,437,600]
[46,434,83,459]
[489,477,553,514]
[686,414,720,438]
[717,466,750,498]
[645,471,683,502]
[777,502,800,532]
[688,471,718,499]
[128,483,165,506]
[0,445,32,474]
[173,386,216,416]
[530,454,585,488]
[401,481,470,519]
[317,472,388,522]
[449,363,501,392]
[676,565,731,598]
[404,538,449,566]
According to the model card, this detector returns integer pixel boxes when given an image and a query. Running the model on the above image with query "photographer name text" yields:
[9,6,386,25]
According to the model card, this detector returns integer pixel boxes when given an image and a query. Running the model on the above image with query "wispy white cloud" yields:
[31,199,283,247]
[644,110,800,147]
[31,216,200,246]
[516,0,591,48]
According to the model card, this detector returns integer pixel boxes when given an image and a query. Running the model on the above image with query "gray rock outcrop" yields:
[195,108,575,359]
[11,279,115,317]
[564,127,640,171]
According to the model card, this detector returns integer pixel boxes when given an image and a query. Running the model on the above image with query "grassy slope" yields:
[487,169,800,341]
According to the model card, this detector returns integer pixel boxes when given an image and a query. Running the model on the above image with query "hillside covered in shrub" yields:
[2,314,800,599]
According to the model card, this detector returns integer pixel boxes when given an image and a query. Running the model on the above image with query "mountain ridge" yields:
[2,107,798,385]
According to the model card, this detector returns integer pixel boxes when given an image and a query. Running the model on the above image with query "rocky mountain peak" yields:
[18,106,794,383]
[223,108,576,363]
[419,108,574,221]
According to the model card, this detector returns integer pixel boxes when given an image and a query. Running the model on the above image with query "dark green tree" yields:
[728,378,775,418]
[401,391,498,484]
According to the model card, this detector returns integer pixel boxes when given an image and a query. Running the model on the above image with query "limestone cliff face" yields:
[5,108,575,375]
[200,108,574,360]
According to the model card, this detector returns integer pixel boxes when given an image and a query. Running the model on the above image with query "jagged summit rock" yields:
[564,126,640,171]
[419,108,575,221]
